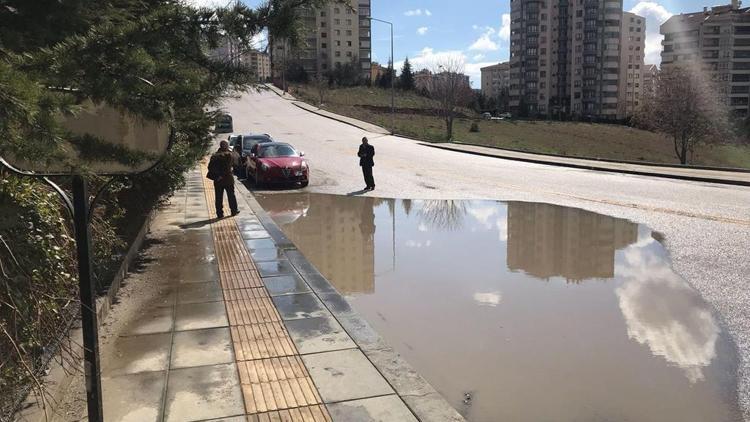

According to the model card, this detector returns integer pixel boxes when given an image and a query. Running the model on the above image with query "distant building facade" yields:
[413,69,471,92]
[480,62,510,99]
[660,1,750,116]
[371,62,388,83]
[509,0,645,120]
[619,12,646,117]
[642,64,659,98]
[271,0,372,82]
[243,49,271,82]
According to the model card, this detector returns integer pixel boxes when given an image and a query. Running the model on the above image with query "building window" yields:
[321,32,327,38]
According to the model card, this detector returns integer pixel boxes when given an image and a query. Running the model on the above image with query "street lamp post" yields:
[368,17,395,135]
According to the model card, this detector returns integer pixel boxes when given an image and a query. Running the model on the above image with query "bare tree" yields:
[634,66,731,165]
[426,57,474,141]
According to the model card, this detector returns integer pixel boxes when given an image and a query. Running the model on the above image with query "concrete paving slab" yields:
[175,302,229,331]
[243,238,277,251]
[302,349,393,403]
[178,281,223,304]
[256,260,296,277]
[102,370,165,422]
[271,293,328,320]
[249,247,286,262]
[284,315,356,355]
[364,347,435,397]
[262,274,312,296]
[171,327,234,369]
[104,333,171,376]
[121,306,174,336]
[335,314,389,352]
[239,229,271,240]
[236,220,263,232]
[299,272,337,294]
[317,292,355,317]
[326,395,418,422]
[164,363,244,421]
[401,392,465,422]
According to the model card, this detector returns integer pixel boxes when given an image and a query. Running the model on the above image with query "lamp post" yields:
[367,17,395,135]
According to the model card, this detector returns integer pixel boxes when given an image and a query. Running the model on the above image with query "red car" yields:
[247,142,309,188]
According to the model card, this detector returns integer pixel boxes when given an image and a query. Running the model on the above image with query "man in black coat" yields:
[358,137,375,191]
[208,140,240,218]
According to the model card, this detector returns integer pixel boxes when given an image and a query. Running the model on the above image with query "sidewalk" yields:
[423,142,750,187]
[90,164,460,421]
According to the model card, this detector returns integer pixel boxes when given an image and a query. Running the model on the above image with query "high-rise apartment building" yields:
[619,12,646,117]
[271,0,372,82]
[642,63,659,98]
[480,62,511,99]
[660,1,750,116]
[509,0,644,120]
[242,49,272,82]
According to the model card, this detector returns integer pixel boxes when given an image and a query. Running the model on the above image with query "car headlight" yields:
[300,161,308,169]
[260,163,270,172]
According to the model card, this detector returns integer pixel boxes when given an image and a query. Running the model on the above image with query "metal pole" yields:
[72,175,103,422]
[390,22,395,135]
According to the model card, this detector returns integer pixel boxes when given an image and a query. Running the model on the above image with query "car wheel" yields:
[300,181,309,188]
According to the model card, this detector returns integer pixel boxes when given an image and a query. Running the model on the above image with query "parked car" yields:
[215,113,233,133]
[246,142,309,188]
[499,112,512,119]
[482,112,492,120]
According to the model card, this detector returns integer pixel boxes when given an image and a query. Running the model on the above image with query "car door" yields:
[246,143,261,177]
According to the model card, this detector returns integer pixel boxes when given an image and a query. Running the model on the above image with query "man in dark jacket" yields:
[208,140,239,218]
[358,137,375,191]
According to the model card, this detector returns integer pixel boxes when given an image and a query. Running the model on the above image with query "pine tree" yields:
[399,57,415,91]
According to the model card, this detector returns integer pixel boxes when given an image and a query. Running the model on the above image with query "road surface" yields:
[224,89,750,419]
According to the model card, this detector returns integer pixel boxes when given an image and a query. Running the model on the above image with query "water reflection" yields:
[507,202,638,282]
[615,234,720,383]
[257,194,741,422]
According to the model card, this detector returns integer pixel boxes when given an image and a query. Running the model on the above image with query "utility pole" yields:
[368,17,395,135]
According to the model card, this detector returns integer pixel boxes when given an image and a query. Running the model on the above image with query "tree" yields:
[377,66,393,89]
[634,66,731,165]
[399,57,415,91]
[426,58,474,140]
[328,55,361,86]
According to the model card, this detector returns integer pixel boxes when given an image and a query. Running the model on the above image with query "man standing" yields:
[358,137,375,191]
[208,140,240,218]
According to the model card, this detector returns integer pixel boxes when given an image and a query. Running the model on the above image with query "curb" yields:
[422,143,750,187]
[15,208,158,422]
[291,102,391,135]
[241,192,465,422]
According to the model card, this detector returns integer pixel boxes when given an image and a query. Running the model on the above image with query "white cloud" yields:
[629,2,674,65]
[469,33,499,51]
[499,13,511,41]
[473,54,486,61]
[405,8,432,17]
[184,0,226,7]
[473,291,502,307]
[417,26,429,36]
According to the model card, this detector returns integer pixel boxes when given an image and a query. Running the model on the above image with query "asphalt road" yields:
[224,89,750,420]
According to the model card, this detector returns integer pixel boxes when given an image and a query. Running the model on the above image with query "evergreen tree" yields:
[399,57,415,91]
[378,61,393,89]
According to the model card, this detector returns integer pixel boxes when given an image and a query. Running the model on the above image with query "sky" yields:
[194,0,729,87]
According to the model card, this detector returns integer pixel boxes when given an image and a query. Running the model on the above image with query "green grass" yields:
[292,84,750,169]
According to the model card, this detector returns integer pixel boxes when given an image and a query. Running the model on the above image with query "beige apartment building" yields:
[642,63,659,97]
[480,62,511,99]
[242,49,271,82]
[509,0,645,120]
[271,0,372,81]
[619,12,646,117]
[660,1,750,116]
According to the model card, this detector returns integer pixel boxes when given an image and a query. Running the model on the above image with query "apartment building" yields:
[271,0,372,81]
[242,49,272,82]
[480,62,511,98]
[660,1,750,116]
[642,63,659,97]
[619,12,646,117]
[509,0,644,120]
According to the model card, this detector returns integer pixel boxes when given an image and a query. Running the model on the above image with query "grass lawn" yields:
[291,84,750,169]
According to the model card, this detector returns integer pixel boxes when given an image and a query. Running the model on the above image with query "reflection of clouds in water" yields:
[466,204,508,241]
[405,239,432,248]
[473,291,502,307]
[616,237,719,383]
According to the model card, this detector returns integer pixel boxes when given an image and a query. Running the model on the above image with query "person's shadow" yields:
[346,189,370,196]
[179,217,222,229]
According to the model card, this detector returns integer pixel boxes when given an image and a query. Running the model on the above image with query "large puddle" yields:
[257,193,742,422]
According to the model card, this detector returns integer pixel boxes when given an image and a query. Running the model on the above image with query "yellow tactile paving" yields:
[231,323,297,361]
[238,357,323,414]
[200,164,330,420]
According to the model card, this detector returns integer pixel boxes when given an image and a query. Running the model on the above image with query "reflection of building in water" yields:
[269,194,376,294]
[507,202,638,282]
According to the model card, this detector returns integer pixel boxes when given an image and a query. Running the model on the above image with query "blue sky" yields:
[216,0,723,86]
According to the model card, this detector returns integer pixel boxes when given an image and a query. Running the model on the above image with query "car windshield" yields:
[259,145,297,158]
[242,136,271,151]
